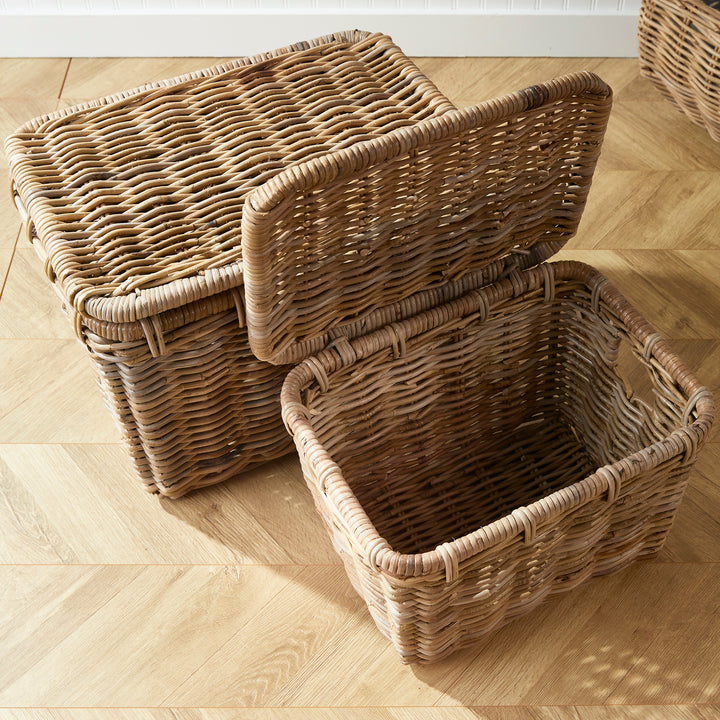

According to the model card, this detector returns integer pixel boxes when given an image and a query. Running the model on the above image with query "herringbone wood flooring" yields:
[0,54,718,717]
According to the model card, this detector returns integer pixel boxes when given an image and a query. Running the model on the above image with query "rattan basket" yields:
[5,36,608,498]
[639,0,720,140]
[4,30,459,498]
[279,84,715,663]
[282,261,714,663]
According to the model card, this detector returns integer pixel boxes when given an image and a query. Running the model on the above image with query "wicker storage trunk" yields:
[5,34,611,498]
[639,0,720,140]
[4,30,464,498]
[280,95,715,662]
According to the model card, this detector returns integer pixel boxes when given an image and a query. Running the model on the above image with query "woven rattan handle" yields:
[242,72,613,365]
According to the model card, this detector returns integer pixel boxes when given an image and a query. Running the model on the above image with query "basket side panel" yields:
[286,263,711,662]
[638,0,720,139]
[351,454,694,663]
[83,307,294,497]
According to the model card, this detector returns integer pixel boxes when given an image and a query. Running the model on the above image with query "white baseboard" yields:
[0,11,639,58]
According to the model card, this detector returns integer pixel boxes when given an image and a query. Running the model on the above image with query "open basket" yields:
[281,262,714,663]
[278,86,715,662]
[639,0,720,140]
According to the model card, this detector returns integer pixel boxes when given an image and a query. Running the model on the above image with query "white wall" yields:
[0,0,640,56]
[0,0,640,9]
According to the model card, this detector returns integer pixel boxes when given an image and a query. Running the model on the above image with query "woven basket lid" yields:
[241,71,613,364]
[4,30,455,348]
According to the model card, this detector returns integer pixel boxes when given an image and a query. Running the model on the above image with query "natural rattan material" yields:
[4,31,457,497]
[639,0,720,140]
[281,260,714,663]
[6,30,454,326]
[82,252,549,497]
[242,72,613,364]
[4,52,610,496]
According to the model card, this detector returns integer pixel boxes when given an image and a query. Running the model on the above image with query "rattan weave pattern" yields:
[5,30,454,328]
[242,72,613,364]
[281,260,714,663]
[83,252,548,497]
[3,54,611,496]
[4,30,460,496]
[638,0,720,140]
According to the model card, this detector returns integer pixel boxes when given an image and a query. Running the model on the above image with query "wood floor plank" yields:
[661,444,720,562]
[0,711,398,720]
[0,564,303,707]
[606,570,720,704]
[59,57,233,104]
[0,444,331,564]
[0,248,76,339]
[162,565,379,708]
[0,210,20,253]
[596,100,720,171]
[271,604,457,707]
[0,565,146,696]
[4,710,720,720]
[394,710,575,720]
[411,56,529,107]
[154,453,340,566]
[575,171,720,251]
[2,713,181,720]
[412,57,650,111]
[598,61,672,102]
[0,338,120,444]
[518,565,720,706]
[455,709,720,720]
[0,449,80,563]
[0,246,14,296]
[2,708,718,720]
[429,564,720,706]
[0,58,68,99]
[676,250,720,298]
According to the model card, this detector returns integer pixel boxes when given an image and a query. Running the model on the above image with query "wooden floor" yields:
[0,53,719,718]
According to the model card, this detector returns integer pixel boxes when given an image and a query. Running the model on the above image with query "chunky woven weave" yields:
[6,30,454,324]
[639,0,720,139]
[4,31,458,497]
[242,72,613,364]
[4,48,610,496]
[281,260,714,663]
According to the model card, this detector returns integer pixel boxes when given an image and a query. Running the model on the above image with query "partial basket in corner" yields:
[639,0,720,140]
[281,260,714,663]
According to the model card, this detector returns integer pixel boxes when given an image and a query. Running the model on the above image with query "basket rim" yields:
[280,259,714,582]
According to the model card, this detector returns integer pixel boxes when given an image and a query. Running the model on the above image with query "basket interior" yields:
[304,274,682,555]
